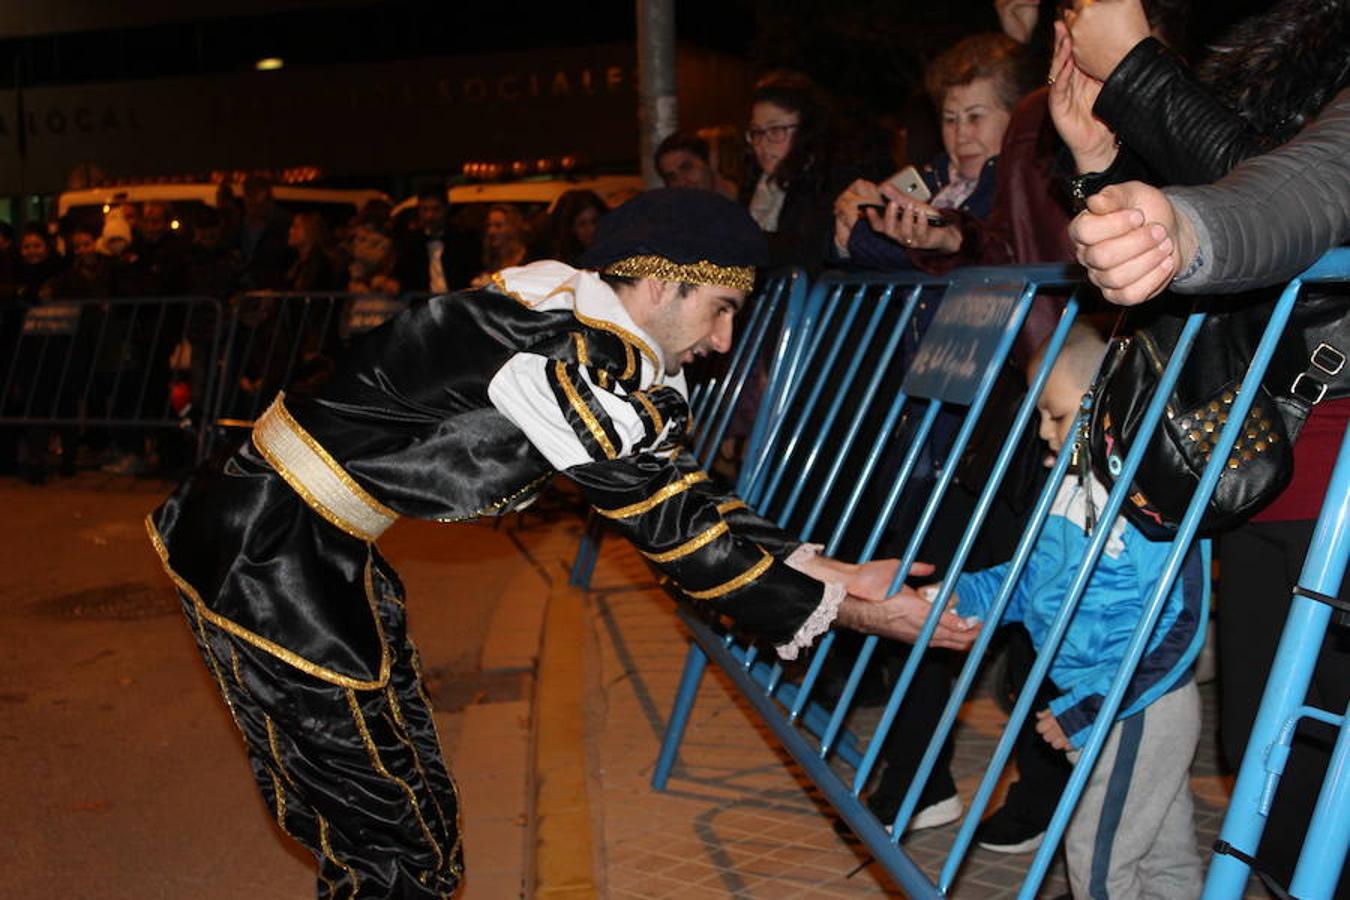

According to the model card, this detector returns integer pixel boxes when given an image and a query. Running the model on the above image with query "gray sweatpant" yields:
[1064,679,1203,900]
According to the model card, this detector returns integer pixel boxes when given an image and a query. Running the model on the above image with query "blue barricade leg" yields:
[1291,700,1350,898]
[651,641,710,791]
[1203,425,1350,900]
[568,513,605,589]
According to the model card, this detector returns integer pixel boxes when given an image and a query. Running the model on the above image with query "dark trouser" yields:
[177,563,463,899]
[1218,520,1350,898]
[870,474,1071,821]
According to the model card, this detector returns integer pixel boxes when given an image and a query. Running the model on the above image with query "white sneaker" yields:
[905,794,963,832]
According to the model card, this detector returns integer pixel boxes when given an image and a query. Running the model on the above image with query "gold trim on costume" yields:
[571,332,590,365]
[490,271,533,307]
[594,470,710,519]
[146,516,392,690]
[572,309,650,378]
[317,814,361,896]
[680,549,774,600]
[253,395,398,542]
[716,498,748,515]
[604,254,755,292]
[554,360,618,459]
[632,391,665,435]
[435,473,552,524]
[386,684,452,841]
[411,646,465,874]
[345,688,446,872]
[642,521,728,563]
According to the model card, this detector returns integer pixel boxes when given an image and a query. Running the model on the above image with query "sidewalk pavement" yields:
[510,505,1261,899]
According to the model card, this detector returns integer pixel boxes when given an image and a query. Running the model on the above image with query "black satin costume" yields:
[147,273,831,898]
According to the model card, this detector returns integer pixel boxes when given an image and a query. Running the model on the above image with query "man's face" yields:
[485,210,512,249]
[647,282,745,375]
[20,233,48,265]
[141,204,169,242]
[72,231,98,260]
[195,224,223,250]
[418,197,448,234]
[244,189,272,222]
[657,149,714,190]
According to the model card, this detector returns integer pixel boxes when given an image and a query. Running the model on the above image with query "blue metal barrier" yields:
[568,269,807,589]
[1202,252,1350,900]
[647,251,1350,897]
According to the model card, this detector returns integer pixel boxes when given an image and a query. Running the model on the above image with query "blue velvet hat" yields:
[577,187,768,291]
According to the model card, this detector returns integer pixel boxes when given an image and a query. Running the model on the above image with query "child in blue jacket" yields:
[923,323,1208,898]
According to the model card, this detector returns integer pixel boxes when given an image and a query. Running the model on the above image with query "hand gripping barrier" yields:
[0,295,226,462]
[568,268,808,589]
[646,251,1350,897]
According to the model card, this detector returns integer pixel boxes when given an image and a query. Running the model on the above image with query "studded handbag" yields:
[1087,292,1348,541]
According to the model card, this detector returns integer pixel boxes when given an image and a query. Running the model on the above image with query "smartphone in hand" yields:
[858,202,949,229]
[883,165,932,203]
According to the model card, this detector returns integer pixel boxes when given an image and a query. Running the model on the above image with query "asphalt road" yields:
[0,474,527,899]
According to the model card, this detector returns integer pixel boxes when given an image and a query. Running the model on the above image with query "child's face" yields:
[1035,364,1086,465]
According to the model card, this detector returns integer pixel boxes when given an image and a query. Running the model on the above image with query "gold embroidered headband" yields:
[603,254,755,293]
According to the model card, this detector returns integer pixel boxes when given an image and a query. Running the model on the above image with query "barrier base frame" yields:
[660,606,943,899]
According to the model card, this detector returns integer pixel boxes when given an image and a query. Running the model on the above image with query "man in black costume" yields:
[148,189,977,898]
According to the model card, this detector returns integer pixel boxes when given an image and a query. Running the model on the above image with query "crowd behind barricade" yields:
[0,170,621,485]
[3,0,1348,893]
[676,0,1347,893]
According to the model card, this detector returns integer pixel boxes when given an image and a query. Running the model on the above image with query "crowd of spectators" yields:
[0,174,621,483]
[660,0,1347,894]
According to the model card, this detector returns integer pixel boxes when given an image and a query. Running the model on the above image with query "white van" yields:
[392,174,643,224]
[58,183,390,232]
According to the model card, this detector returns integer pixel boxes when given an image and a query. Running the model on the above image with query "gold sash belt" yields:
[252,394,398,542]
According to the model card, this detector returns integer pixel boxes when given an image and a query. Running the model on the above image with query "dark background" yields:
[0,0,1273,205]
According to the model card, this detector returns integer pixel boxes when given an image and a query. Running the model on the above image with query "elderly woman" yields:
[833,32,1034,267]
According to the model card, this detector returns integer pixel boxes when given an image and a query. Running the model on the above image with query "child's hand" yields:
[1035,708,1071,751]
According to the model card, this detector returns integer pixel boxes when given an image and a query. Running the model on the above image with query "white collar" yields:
[493,260,679,389]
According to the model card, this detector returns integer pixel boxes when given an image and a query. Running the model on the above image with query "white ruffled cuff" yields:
[777,543,846,661]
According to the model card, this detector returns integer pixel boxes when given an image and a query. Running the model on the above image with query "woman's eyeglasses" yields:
[745,123,799,145]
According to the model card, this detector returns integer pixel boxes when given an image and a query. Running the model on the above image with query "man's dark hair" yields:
[416,184,447,204]
[598,272,697,298]
[242,173,274,199]
[654,132,711,167]
[194,206,224,229]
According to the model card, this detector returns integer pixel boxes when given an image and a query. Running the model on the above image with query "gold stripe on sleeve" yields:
[594,470,710,519]
[632,390,665,434]
[554,360,617,459]
[642,521,729,563]
[571,332,590,365]
[716,498,748,515]
[680,549,775,600]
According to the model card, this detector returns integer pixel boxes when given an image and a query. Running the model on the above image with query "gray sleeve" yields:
[1164,87,1350,294]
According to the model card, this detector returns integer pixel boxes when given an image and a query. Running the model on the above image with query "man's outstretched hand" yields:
[835,590,979,650]
[793,553,977,650]
[844,558,935,602]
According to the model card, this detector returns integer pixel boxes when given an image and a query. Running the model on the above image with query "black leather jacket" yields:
[1073,38,1271,203]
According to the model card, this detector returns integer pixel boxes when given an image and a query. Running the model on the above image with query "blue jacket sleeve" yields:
[954,561,1023,623]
